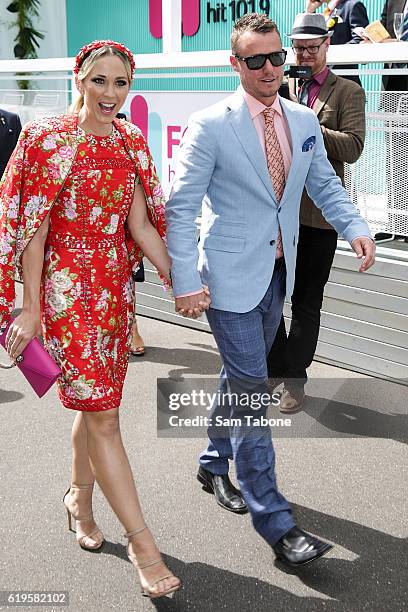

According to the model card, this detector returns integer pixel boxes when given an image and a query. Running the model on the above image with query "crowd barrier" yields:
[345,90,408,238]
[1,84,407,238]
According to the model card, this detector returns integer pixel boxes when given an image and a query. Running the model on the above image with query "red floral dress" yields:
[42,127,137,411]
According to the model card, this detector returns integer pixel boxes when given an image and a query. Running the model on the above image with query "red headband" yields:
[74,40,135,78]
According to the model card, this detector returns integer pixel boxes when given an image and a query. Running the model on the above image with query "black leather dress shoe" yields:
[273,526,333,567]
[197,466,248,514]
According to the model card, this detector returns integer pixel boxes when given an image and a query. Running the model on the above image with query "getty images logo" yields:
[149,0,200,38]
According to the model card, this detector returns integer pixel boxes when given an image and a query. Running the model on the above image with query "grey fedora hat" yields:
[287,12,334,39]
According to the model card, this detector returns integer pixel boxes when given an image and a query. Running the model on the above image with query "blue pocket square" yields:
[302,136,315,152]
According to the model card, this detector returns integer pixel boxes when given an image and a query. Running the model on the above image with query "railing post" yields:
[162,0,182,54]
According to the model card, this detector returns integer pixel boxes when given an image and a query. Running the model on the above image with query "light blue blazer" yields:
[166,90,371,313]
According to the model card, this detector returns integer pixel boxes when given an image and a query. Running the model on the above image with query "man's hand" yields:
[351,236,376,272]
[175,287,211,319]
[305,0,325,13]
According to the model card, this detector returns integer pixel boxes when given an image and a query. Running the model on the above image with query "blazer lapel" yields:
[279,97,299,198]
[227,92,276,201]
[313,71,337,117]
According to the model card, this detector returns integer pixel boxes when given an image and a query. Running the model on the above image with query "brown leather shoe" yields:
[268,377,284,393]
[279,387,305,414]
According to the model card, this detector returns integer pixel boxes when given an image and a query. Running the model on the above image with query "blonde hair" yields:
[70,46,132,113]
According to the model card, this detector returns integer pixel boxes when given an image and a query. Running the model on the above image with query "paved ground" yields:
[0,310,407,612]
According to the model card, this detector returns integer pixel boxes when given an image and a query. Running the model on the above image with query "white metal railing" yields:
[345,91,408,238]
[0,46,407,237]
[0,88,69,123]
[0,42,408,73]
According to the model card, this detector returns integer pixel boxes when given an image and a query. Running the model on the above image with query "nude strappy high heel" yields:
[124,526,181,599]
[129,325,145,356]
[63,483,105,551]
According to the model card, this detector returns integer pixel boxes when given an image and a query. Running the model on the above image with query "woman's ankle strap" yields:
[124,525,147,539]
[70,482,95,490]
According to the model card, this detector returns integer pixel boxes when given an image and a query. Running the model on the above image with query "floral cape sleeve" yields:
[0,115,170,329]
[0,116,83,328]
[0,130,26,327]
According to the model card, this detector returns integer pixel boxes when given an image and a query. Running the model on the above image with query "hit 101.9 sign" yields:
[206,1,271,23]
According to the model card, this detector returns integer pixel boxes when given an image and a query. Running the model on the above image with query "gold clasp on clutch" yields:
[0,354,24,369]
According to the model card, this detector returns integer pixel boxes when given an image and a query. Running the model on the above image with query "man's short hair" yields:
[231,13,279,54]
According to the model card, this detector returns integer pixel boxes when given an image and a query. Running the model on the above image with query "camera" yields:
[285,65,313,80]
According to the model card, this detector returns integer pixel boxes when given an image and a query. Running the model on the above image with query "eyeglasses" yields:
[291,43,324,56]
[234,50,287,70]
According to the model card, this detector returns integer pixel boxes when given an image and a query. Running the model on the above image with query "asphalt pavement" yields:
[0,309,407,612]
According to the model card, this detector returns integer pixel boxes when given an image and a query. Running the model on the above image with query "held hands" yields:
[5,311,41,360]
[175,286,211,319]
[351,237,376,272]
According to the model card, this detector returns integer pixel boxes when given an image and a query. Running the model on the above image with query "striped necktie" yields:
[264,107,285,259]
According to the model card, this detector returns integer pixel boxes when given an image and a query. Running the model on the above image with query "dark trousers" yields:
[267,225,338,387]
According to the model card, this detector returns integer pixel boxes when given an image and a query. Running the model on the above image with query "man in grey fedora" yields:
[267,12,366,412]
[289,11,335,39]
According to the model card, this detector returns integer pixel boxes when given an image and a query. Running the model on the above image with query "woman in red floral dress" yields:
[0,41,188,599]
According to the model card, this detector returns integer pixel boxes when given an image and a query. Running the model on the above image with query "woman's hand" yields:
[305,0,325,13]
[5,311,42,360]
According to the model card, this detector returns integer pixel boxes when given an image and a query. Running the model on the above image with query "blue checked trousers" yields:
[200,259,295,545]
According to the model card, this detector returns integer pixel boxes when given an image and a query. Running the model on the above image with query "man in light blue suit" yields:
[166,13,375,567]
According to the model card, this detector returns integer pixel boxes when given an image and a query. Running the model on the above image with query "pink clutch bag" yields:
[0,321,61,397]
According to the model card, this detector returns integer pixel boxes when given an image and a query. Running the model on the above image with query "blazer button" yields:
[270,240,275,246]
[278,206,282,213]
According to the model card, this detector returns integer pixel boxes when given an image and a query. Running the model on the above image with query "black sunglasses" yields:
[234,50,287,70]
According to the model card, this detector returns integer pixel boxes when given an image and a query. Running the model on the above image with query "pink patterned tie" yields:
[264,107,285,259]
